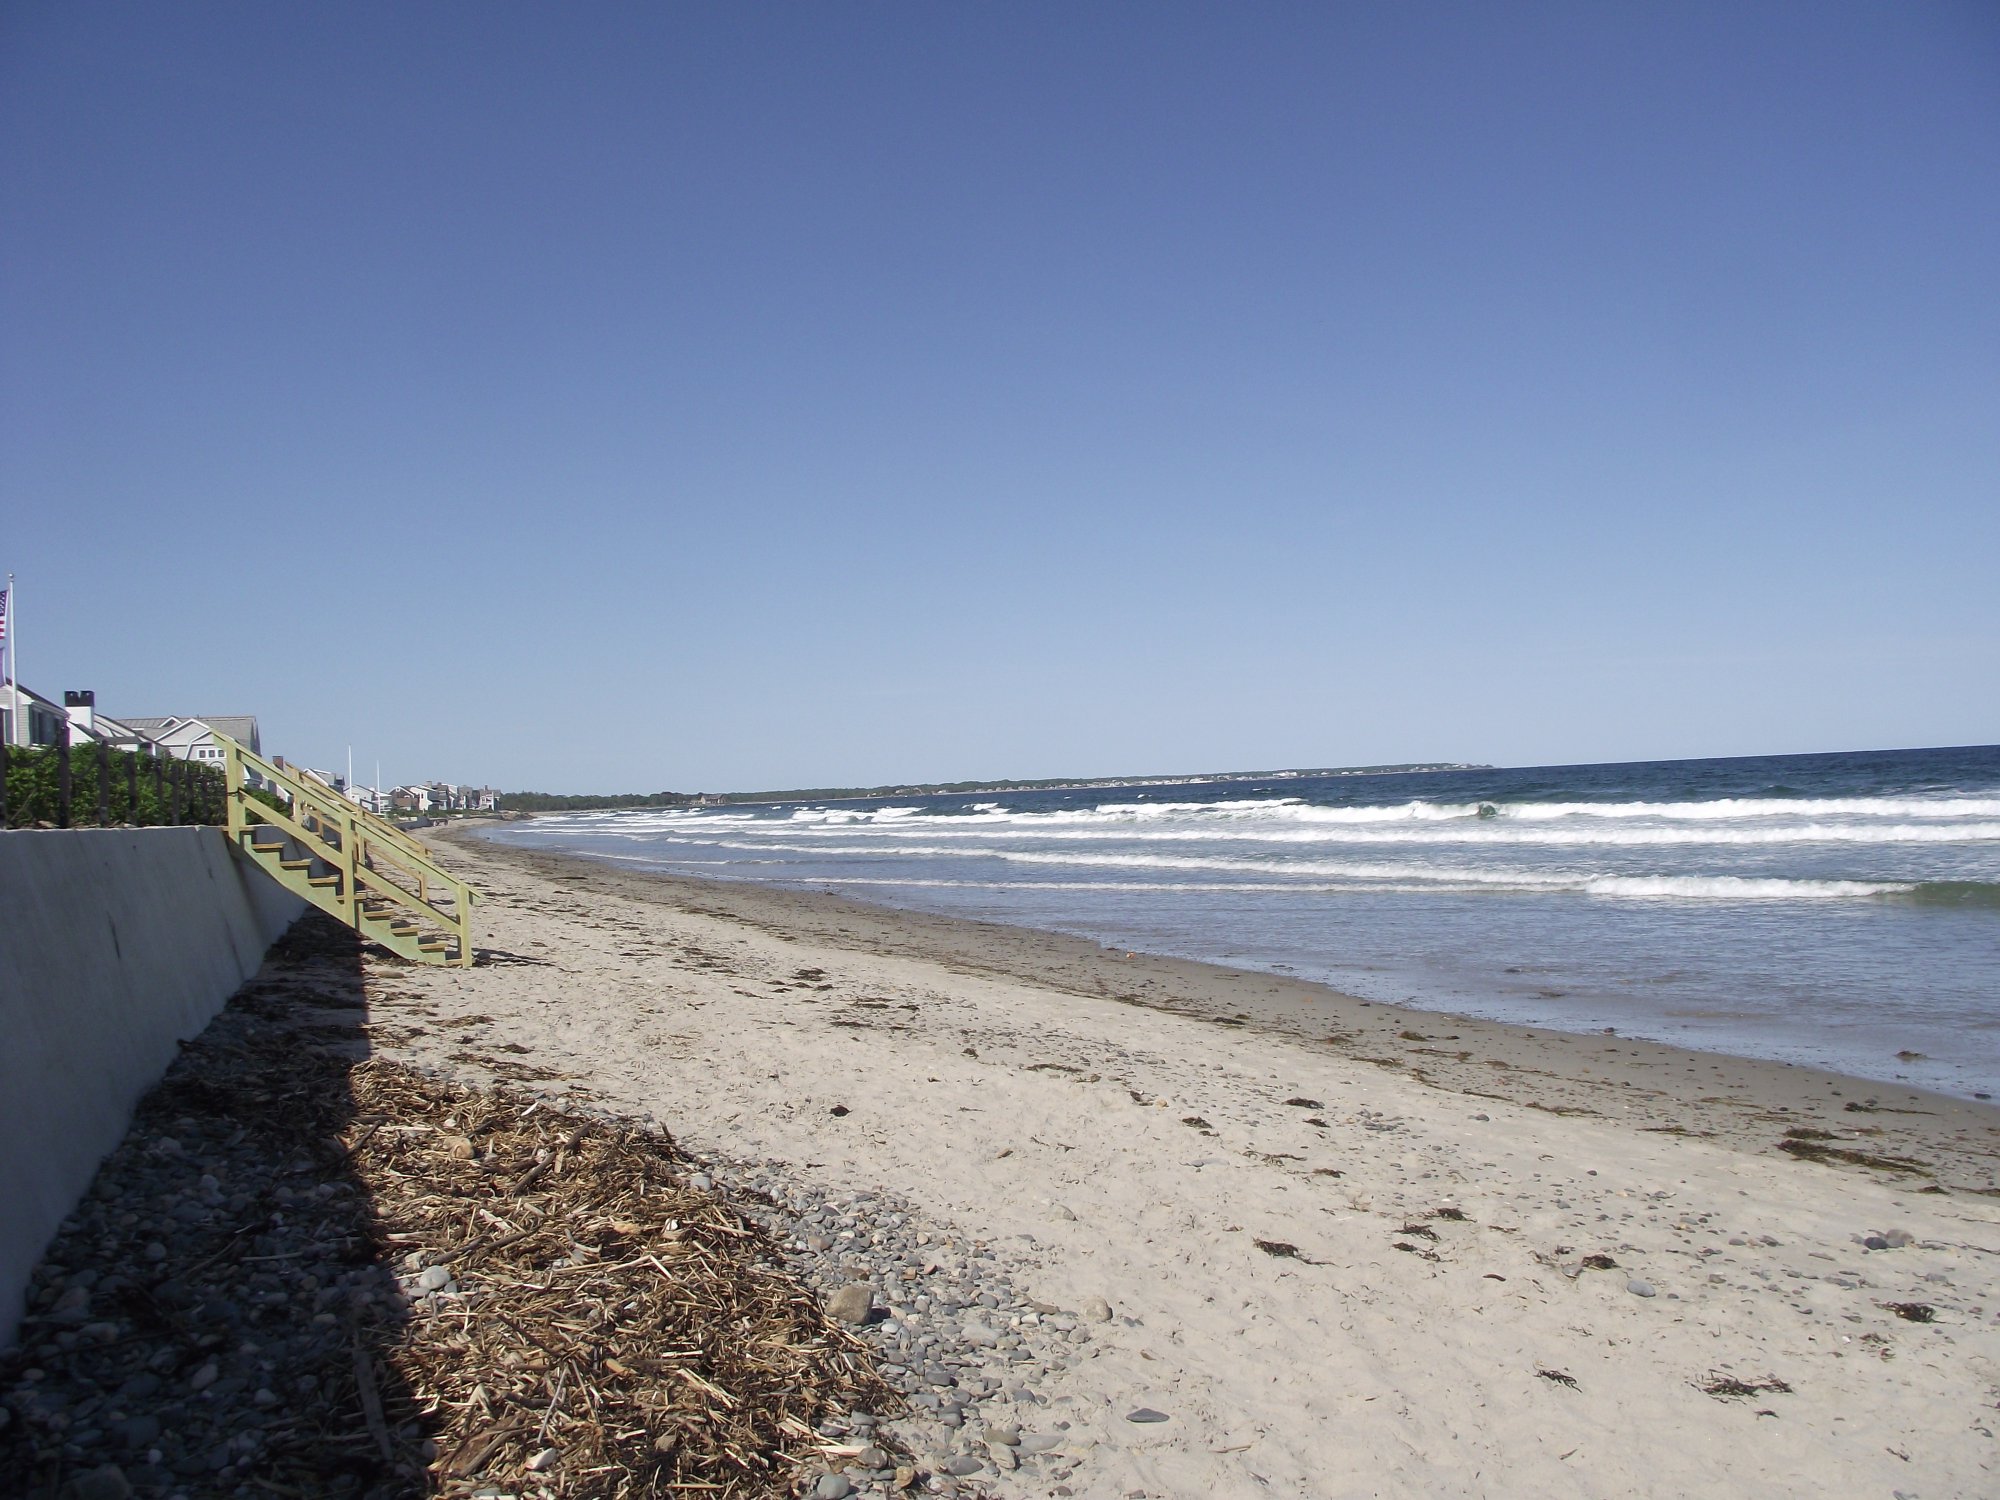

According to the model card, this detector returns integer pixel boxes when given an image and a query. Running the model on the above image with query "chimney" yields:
[63,689,95,735]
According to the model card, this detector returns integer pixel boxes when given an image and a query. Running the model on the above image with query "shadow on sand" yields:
[1,912,435,1497]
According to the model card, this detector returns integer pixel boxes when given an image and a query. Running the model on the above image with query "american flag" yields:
[0,587,8,641]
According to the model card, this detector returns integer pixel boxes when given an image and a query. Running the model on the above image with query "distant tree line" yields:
[498,761,1499,815]
[497,790,698,812]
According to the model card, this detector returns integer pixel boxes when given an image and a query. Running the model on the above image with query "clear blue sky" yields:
[3,3,1994,792]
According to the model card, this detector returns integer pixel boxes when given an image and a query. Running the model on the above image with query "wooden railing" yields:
[219,735,477,966]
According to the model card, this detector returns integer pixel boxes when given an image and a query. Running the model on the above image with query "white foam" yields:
[1578,875,1908,900]
[578,862,1913,904]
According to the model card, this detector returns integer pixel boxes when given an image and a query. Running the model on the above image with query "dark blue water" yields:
[487,745,2000,1097]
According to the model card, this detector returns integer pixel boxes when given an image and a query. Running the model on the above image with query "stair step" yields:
[307,875,341,889]
[418,939,453,953]
[248,842,284,856]
[279,859,312,871]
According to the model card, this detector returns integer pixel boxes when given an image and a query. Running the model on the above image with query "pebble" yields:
[826,1282,874,1324]
[814,1476,853,1499]
[12,976,1099,1500]
[68,1464,132,1500]
[0,993,451,1496]
[1627,1279,1656,1298]
[690,1148,1099,1495]
[1127,1407,1170,1423]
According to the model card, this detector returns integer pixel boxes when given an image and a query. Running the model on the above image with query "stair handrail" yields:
[218,734,477,966]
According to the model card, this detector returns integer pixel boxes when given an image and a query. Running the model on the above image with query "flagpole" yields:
[4,574,14,746]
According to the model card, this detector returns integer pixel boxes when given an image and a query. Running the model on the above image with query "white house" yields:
[57,691,161,754]
[391,785,434,814]
[118,715,262,768]
[0,681,70,749]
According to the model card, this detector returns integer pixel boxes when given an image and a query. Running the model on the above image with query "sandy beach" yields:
[356,823,2000,1498]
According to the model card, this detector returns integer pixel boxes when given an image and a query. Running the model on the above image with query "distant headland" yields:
[499,762,1490,813]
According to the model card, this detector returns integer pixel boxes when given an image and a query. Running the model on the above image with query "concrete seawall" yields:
[0,828,306,1347]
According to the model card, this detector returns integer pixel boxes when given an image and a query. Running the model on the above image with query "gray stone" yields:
[813,1476,852,1500]
[68,1465,133,1500]
[1019,1434,1064,1453]
[1126,1407,1169,1423]
[1863,1235,1890,1251]
[827,1283,873,1323]
[942,1456,987,1476]
[417,1265,452,1292]
[1883,1229,1915,1248]
[990,1443,1019,1470]
[1626,1279,1656,1298]
[982,1423,1021,1446]
[1083,1296,1112,1322]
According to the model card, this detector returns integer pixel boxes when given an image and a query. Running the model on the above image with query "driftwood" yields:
[344,1059,899,1496]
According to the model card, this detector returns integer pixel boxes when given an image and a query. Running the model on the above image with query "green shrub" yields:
[2,743,227,829]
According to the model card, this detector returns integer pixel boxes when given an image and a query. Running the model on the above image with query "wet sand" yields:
[457,828,2000,1193]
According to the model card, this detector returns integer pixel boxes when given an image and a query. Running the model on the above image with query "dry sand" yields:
[362,825,2000,1498]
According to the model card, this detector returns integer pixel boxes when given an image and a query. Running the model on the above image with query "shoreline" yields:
[450,823,2000,1192]
[465,810,2000,1105]
[368,822,2000,1496]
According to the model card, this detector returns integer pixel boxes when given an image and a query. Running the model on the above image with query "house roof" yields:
[5,681,65,712]
[86,712,154,742]
[120,714,260,747]
[196,715,259,746]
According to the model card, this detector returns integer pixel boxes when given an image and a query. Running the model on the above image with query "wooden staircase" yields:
[220,736,477,966]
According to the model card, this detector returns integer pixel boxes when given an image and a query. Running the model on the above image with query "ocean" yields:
[484,744,2000,1100]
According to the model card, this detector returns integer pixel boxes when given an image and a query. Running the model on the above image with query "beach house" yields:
[0,681,70,749]
[118,714,263,767]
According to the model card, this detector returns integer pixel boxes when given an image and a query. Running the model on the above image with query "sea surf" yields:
[484,744,2000,1099]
